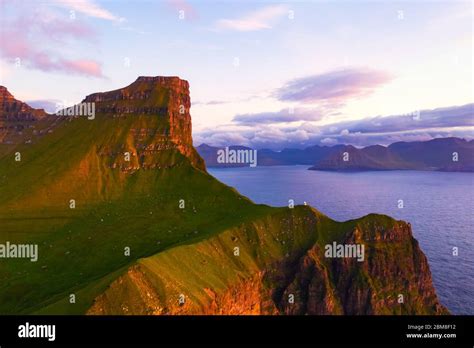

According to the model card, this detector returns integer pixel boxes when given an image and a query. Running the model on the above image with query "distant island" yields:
[197,137,474,172]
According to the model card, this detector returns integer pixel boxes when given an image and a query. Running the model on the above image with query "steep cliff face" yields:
[269,216,448,315]
[0,86,52,146]
[83,76,204,171]
[86,208,448,315]
[0,77,205,209]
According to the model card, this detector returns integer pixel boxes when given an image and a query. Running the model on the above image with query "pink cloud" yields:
[1,32,32,57]
[39,18,96,41]
[0,3,104,78]
[61,59,102,77]
[53,0,123,22]
[275,68,393,103]
[215,5,288,32]
[22,51,102,77]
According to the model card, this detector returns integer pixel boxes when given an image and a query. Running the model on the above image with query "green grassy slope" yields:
[77,208,447,315]
[0,105,276,314]
[0,80,447,315]
[35,206,349,314]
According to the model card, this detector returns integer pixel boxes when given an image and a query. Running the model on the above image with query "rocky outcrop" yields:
[83,76,205,171]
[0,77,204,170]
[87,268,279,315]
[269,217,448,315]
[0,86,46,122]
[0,77,206,212]
[86,209,448,315]
[0,86,50,145]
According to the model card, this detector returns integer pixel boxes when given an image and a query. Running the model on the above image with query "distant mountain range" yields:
[197,137,474,172]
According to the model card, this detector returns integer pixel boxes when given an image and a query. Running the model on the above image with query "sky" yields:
[0,0,472,149]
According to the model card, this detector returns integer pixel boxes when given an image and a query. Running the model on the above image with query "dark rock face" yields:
[273,245,343,315]
[266,218,448,315]
[331,221,446,314]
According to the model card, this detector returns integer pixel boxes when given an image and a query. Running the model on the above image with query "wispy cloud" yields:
[225,68,391,126]
[53,0,124,22]
[215,4,288,32]
[0,3,104,77]
[229,68,393,127]
[275,68,393,104]
[233,108,324,125]
[193,100,228,106]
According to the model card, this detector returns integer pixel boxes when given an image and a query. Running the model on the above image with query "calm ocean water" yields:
[209,166,474,314]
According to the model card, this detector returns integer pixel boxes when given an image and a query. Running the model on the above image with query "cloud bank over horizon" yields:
[195,103,474,149]
[195,65,472,149]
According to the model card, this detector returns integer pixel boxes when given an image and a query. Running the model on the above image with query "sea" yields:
[209,165,474,314]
